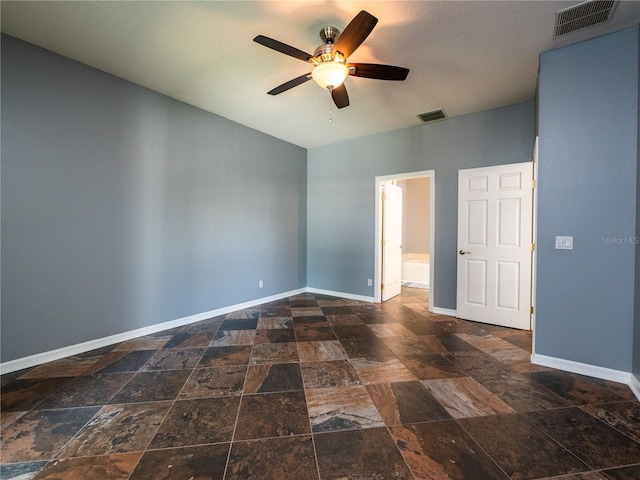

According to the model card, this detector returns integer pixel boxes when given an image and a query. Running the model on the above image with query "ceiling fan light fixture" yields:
[311,62,349,90]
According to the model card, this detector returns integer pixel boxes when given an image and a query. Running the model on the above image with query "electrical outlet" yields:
[367,279,372,287]
[259,280,264,288]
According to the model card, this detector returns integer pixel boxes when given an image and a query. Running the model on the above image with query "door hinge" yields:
[381,193,386,201]
[381,284,384,290]
[530,306,534,314]
[381,239,385,247]
[531,243,535,251]
[532,179,537,188]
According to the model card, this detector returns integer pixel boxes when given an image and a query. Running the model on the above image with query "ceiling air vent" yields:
[418,109,446,123]
[554,0,617,37]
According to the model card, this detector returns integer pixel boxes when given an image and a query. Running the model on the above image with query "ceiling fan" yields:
[253,10,409,109]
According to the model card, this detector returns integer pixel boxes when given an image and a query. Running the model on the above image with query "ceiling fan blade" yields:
[332,10,378,59]
[349,63,409,81]
[331,83,350,109]
[267,74,312,95]
[254,35,313,62]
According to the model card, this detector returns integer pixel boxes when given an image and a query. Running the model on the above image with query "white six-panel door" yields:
[456,162,533,330]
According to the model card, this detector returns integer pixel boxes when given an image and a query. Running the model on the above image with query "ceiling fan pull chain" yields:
[328,91,333,124]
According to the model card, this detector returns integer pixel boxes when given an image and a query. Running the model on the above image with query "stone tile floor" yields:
[1,288,639,479]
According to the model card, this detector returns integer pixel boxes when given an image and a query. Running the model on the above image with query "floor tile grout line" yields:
[6,342,178,468]
[116,326,219,478]
[58,400,173,459]
[595,462,640,475]
[520,369,636,407]
[516,410,598,473]
[300,309,422,476]
[221,314,261,480]
[299,357,323,480]
[575,402,640,447]
[383,424,418,480]
[22,376,77,414]
[582,398,640,407]
[521,377,624,411]
[451,416,523,480]
[6,406,102,469]
[294,297,327,480]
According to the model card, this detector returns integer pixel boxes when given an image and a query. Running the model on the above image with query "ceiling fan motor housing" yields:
[314,27,342,63]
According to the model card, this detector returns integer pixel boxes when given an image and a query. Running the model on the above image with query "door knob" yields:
[459,250,471,255]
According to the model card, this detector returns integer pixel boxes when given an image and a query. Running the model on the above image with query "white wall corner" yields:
[629,374,640,401]
[305,287,375,304]
[431,306,457,317]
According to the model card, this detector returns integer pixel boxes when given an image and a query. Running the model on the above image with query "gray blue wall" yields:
[5,27,640,380]
[307,102,536,309]
[537,26,639,372]
[1,35,307,363]
[635,28,640,383]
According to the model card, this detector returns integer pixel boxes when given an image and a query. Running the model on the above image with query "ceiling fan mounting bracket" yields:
[319,26,340,44]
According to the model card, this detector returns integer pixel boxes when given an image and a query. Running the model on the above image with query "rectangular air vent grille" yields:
[418,109,446,123]
[554,0,617,37]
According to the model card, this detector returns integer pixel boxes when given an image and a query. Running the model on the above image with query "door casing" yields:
[374,170,435,304]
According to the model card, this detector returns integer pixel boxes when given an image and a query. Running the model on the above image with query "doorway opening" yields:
[374,170,435,305]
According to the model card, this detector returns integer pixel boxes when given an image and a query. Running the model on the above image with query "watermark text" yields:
[602,236,639,245]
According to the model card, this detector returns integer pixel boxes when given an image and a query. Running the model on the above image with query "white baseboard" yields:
[531,353,634,389]
[7,285,640,404]
[0,288,306,375]
[629,374,640,401]
[431,306,457,317]
[305,287,375,304]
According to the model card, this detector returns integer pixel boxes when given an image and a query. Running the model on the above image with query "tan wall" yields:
[397,177,430,254]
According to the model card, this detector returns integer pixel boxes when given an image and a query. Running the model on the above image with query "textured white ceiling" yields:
[2,1,640,148]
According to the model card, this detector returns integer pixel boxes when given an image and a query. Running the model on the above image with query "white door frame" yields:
[374,170,435,304]
[531,137,539,352]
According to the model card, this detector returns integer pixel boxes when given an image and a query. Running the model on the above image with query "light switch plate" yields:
[555,236,573,250]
